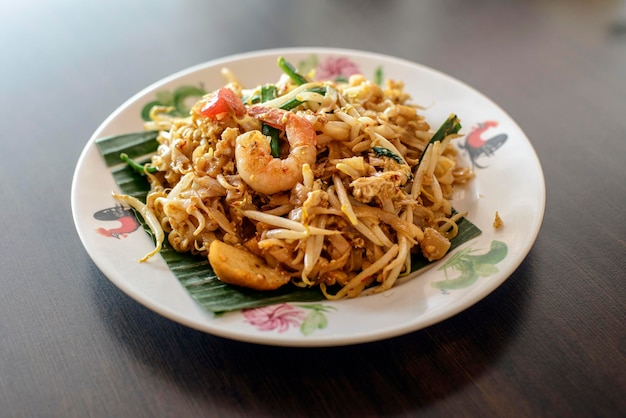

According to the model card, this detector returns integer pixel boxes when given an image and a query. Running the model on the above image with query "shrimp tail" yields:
[248,106,317,147]
[247,106,288,130]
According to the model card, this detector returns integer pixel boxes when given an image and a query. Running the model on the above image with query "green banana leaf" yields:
[95,132,481,313]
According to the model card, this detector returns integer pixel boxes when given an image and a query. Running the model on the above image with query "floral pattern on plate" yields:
[243,303,337,336]
[297,54,383,85]
[434,240,508,291]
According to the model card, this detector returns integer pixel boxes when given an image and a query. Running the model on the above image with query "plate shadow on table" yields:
[89,250,537,416]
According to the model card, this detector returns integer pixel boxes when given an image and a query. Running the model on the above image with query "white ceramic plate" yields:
[71,48,545,347]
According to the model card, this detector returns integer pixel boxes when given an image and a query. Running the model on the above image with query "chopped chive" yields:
[372,146,404,164]
[260,85,281,158]
[263,124,281,158]
[278,56,308,85]
[416,114,462,169]
[261,84,277,102]
[429,114,462,146]
[374,66,384,86]
[120,153,158,175]
[279,86,327,111]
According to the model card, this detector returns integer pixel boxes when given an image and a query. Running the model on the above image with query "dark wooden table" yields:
[2,1,625,417]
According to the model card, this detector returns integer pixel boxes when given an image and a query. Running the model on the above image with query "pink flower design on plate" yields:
[316,56,361,81]
[242,303,306,333]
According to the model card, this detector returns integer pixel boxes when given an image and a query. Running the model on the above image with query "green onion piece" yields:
[372,146,404,164]
[279,99,302,111]
[415,114,462,169]
[172,85,206,115]
[245,84,278,105]
[279,86,327,111]
[261,84,277,102]
[242,94,260,105]
[263,124,281,158]
[278,56,308,85]
[141,101,161,121]
[374,66,384,86]
[429,114,462,146]
[260,84,281,157]
[120,153,157,175]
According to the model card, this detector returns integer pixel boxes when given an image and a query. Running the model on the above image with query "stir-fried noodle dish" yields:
[116,57,474,300]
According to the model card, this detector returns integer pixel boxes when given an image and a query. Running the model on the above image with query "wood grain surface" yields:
[1,1,625,417]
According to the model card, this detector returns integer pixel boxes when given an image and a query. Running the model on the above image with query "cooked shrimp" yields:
[235,106,317,194]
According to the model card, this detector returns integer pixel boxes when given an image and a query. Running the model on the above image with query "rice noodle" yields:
[132,66,472,298]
